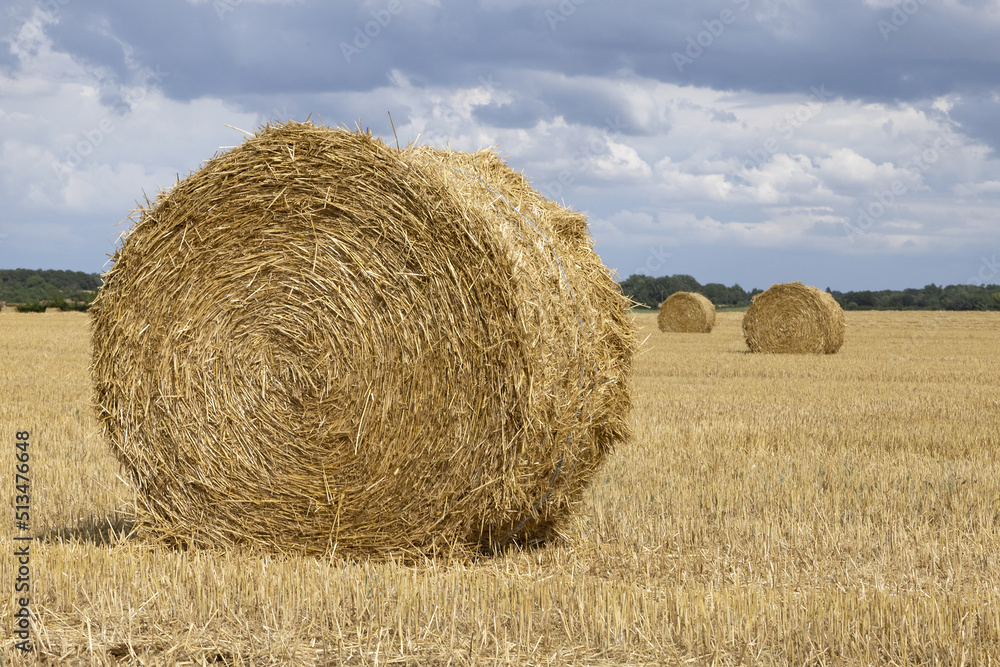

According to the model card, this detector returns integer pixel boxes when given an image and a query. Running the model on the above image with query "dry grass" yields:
[2,310,1000,664]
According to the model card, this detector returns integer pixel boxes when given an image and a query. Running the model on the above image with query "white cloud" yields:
[0,12,262,265]
[814,148,921,194]
[953,180,1000,197]
[654,156,732,201]
[2,5,1000,289]
[650,206,850,249]
[589,209,658,245]
[731,153,834,205]
[591,141,652,181]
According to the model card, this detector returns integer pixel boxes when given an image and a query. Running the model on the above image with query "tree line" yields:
[0,269,102,309]
[619,274,1000,311]
[2,268,999,312]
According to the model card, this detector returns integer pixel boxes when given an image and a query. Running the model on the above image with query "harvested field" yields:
[2,310,999,664]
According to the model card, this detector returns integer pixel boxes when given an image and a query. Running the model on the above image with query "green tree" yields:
[49,291,67,311]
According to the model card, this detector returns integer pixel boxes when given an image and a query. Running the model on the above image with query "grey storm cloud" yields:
[470,76,660,135]
[3,0,999,287]
[19,0,1000,132]
[951,92,1000,155]
[473,96,553,129]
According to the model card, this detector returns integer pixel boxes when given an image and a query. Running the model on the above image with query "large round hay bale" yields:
[91,121,635,557]
[742,282,845,353]
[657,291,715,333]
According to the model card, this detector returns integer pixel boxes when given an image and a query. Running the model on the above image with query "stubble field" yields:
[1,309,999,665]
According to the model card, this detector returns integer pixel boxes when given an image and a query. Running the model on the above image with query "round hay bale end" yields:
[657,291,715,333]
[742,282,845,354]
[91,121,635,557]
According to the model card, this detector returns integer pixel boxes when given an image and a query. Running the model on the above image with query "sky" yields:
[1,0,999,291]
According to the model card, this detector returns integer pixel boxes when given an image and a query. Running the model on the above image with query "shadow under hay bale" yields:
[91,121,636,558]
[657,291,715,333]
[742,281,845,354]
[41,515,136,546]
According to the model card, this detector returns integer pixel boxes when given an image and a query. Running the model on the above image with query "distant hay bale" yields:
[657,292,715,333]
[742,282,845,354]
[91,121,636,557]
[1,305,14,313]
[45,307,61,313]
